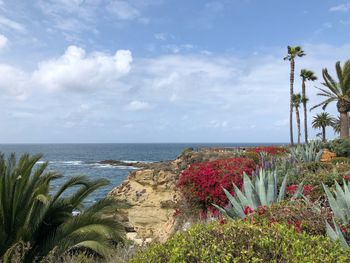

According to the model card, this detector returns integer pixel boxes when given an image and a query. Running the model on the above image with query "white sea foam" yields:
[61,161,84,165]
[121,160,153,163]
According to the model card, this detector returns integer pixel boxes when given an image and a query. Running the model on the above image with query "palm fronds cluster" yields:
[0,153,124,262]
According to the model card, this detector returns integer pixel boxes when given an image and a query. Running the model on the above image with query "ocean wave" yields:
[61,161,84,165]
[120,160,154,163]
[91,163,139,169]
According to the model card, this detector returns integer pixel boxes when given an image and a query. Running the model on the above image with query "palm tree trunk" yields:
[301,79,308,144]
[290,59,295,145]
[322,126,326,142]
[340,112,350,138]
[295,107,301,144]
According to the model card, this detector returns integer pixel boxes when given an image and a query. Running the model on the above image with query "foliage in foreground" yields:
[130,220,350,263]
[0,153,125,262]
[214,168,303,219]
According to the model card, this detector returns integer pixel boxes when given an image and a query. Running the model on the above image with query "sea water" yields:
[0,143,280,206]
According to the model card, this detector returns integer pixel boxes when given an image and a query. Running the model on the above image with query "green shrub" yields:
[239,151,260,165]
[331,139,350,157]
[331,157,350,164]
[298,161,333,173]
[130,220,350,263]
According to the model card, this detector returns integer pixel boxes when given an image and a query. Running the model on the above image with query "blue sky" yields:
[0,0,349,143]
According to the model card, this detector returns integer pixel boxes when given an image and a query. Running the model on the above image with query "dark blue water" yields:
[0,143,281,206]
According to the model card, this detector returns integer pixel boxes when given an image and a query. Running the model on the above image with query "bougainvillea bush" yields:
[247,146,288,156]
[176,157,256,213]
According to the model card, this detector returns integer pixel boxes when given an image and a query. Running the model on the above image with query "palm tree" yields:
[311,60,350,139]
[292,93,302,144]
[331,115,350,135]
[0,153,125,262]
[300,69,317,143]
[312,112,334,142]
[284,46,306,145]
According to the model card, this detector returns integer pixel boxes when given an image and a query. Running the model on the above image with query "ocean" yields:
[0,143,281,206]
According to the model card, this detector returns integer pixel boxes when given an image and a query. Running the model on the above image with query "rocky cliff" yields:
[108,147,240,243]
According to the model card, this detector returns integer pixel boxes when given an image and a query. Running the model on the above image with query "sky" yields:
[0,0,349,143]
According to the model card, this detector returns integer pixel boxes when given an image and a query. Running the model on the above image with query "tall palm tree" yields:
[311,60,350,139]
[284,46,306,145]
[292,93,302,144]
[0,153,125,262]
[300,69,317,143]
[312,112,334,142]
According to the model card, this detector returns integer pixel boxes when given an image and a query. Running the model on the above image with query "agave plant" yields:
[213,169,303,219]
[289,140,323,163]
[323,181,350,248]
[326,219,349,248]
[324,181,350,224]
[0,153,125,262]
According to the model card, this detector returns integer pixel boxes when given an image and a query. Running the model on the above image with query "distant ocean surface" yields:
[0,143,281,206]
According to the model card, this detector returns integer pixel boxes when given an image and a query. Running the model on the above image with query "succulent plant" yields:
[326,219,349,248]
[323,181,350,224]
[289,140,323,163]
[213,168,303,219]
[323,181,350,248]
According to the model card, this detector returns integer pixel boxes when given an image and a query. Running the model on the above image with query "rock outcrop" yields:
[108,147,240,243]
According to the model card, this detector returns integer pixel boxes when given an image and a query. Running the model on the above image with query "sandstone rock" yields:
[108,147,240,243]
[321,149,336,162]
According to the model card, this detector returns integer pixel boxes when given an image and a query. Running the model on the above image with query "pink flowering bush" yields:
[176,157,256,213]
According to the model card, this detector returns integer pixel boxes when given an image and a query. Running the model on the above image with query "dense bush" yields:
[330,138,350,157]
[288,168,343,201]
[130,220,350,263]
[176,158,256,213]
[251,200,332,236]
[331,157,350,164]
[246,146,287,156]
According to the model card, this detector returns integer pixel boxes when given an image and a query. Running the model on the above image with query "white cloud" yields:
[107,1,140,20]
[0,15,25,32]
[0,64,28,100]
[1,42,350,142]
[0,34,8,49]
[32,46,132,91]
[330,3,350,12]
[125,100,153,111]
[154,32,170,41]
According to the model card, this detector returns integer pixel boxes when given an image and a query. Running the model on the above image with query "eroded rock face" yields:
[108,148,240,243]
[109,169,180,243]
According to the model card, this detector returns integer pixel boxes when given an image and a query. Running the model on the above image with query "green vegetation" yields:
[213,168,302,219]
[330,138,350,157]
[284,46,306,145]
[0,153,125,262]
[311,60,350,139]
[300,69,317,144]
[312,112,334,142]
[130,220,350,263]
[292,93,302,144]
[289,140,323,163]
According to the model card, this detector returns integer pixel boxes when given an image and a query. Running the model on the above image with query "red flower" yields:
[246,146,287,156]
[286,185,313,195]
[177,157,256,214]
[294,220,302,233]
[286,185,298,194]
[243,206,254,215]
[344,175,350,182]
[341,226,347,233]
